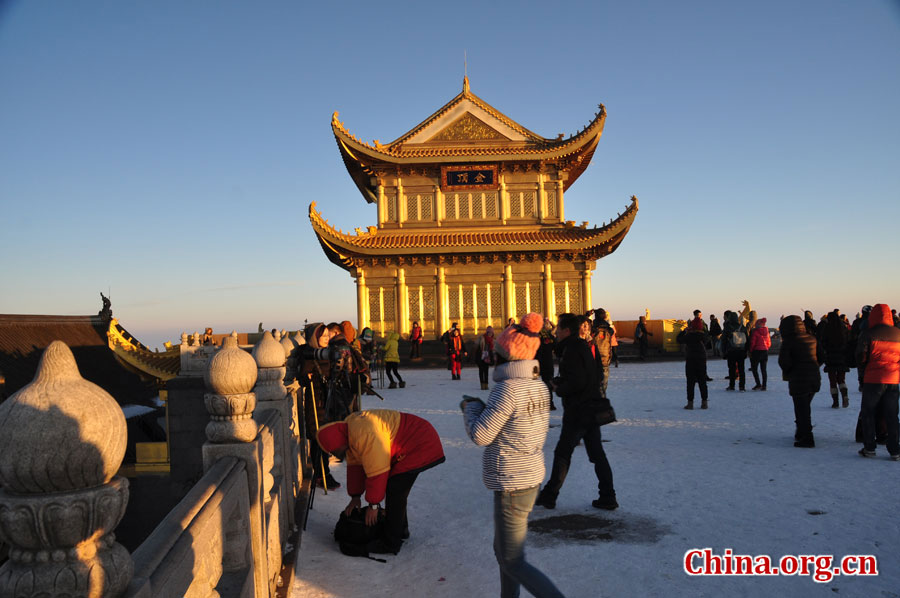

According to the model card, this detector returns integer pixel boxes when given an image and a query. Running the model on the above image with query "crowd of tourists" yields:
[305,304,899,597]
[676,304,900,454]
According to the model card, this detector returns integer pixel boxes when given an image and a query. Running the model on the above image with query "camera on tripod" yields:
[298,344,341,364]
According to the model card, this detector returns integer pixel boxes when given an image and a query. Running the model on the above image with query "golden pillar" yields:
[556,180,564,221]
[503,264,515,322]
[581,268,593,314]
[542,263,555,321]
[499,179,509,224]
[397,267,408,335]
[397,180,406,226]
[435,184,445,227]
[377,183,386,227]
[537,175,545,222]
[436,267,448,337]
[356,269,368,331]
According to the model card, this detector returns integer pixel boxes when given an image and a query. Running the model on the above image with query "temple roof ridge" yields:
[330,87,606,159]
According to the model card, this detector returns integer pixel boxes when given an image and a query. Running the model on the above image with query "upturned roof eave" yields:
[330,106,606,165]
[308,196,637,259]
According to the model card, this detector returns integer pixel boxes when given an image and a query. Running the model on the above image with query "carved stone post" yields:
[0,341,133,598]
[252,332,286,404]
[279,331,304,497]
[204,335,258,444]
[201,335,268,597]
[251,332,294,528]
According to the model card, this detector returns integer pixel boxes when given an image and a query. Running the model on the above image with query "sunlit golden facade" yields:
[311,78,638,338]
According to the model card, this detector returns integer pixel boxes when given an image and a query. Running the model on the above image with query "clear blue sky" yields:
[2,1,898,350]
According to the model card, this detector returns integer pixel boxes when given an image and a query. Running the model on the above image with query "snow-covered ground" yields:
[291,360,900,598]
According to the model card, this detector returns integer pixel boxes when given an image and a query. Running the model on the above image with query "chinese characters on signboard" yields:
[440,165,499,191]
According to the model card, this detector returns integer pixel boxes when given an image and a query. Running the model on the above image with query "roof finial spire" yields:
[463,50,469,93]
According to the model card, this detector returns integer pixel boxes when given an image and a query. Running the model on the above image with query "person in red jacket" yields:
[447,327,467,380]
[748,318,772,390]
[317,409,445,553]
[409,321,423,359]
[854,303,900,460]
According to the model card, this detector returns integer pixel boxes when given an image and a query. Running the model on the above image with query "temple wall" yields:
[356,260,593,339]
[376,169,564,229]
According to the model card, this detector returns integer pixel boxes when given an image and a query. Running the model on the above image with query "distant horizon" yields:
[4,295,885,354]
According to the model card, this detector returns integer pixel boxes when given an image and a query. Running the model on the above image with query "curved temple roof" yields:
[107,319,180,381]
[309,196,638,271]
[333,79,607,203]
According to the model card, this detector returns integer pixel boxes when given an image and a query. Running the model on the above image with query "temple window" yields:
[554,281,583,315]
[385,194,398,223]
[404,284,437,336]
[368,286,396,335]
[446,282,503,334]
[508,191,537,218]
[514,282,543,316]
[546,188,558,219]
[444,192,498,221]
[405,193,434,222]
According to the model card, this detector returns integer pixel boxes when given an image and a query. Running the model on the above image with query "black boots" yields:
[592,498,619,510]
[794,430,815,448]
[684,400,693,410]
[399,380,406,388]
[701,399,708,409]
[831,388,839,409]
[535,488,556,509]
[839,384,849,408]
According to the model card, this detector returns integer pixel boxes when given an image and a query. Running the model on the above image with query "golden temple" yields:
[311,77,638,338]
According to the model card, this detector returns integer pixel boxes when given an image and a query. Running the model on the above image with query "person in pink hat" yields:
[462,313,564,598]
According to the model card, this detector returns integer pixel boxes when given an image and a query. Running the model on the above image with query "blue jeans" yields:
[493,486,565,598]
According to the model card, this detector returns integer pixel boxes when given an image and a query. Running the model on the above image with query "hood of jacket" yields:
[492,359,541,383]
[316,421,349,454]
[869,304,893,327]
[387,331,400,342]
[305,322,327,348]
[779,315,806,339]
[757,318,767,328]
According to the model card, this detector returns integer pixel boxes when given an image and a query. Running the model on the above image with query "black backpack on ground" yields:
[333,508,388,562]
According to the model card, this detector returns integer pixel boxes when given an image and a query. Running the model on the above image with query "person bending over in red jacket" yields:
[317,409,445,553]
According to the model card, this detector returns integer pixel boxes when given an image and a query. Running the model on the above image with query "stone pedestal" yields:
[0,341,133,597]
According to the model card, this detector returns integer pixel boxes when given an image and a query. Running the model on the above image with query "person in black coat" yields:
[677,318,710,409]
[709,314,722,357]
[803,310,818,336]
[778,315,824,448]
[820,310,850,408]
[536,316,557,410]
[536,313,617,511]
[721,312,748,391]
[849,306,871,391]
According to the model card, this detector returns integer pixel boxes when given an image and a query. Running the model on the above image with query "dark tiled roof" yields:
[0,314,157,406]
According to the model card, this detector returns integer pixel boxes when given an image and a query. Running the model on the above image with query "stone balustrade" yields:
[0,336,308,598]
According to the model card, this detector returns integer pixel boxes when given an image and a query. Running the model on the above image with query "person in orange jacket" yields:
[855,303,900,459]
[317,409,445,553]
